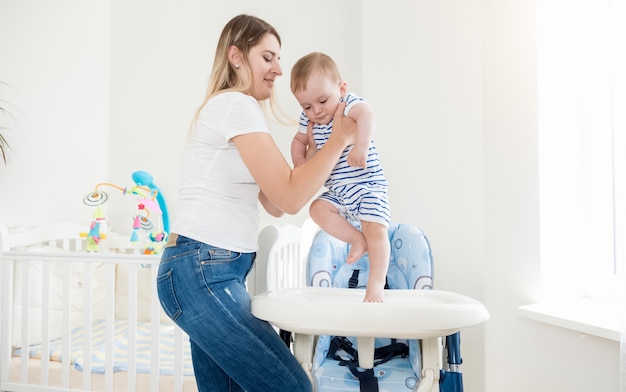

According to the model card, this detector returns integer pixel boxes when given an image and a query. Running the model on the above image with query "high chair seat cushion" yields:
[306,222,434,391]
[307,223,433,291]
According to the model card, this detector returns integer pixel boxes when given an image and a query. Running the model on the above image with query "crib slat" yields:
[104,263,116,392]
[82,262,93,390]
[174,328,184,392]
[61,262,71,388]
[0,257,15,387]
[19,260,30,384]
[41,262,50,386]
[127,264,138,392]
[150,265,161,392]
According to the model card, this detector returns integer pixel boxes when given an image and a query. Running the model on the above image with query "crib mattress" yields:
[17,318,193,376]
[8,356,198,392]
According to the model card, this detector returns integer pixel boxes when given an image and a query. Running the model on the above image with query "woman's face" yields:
[247,33,283,101]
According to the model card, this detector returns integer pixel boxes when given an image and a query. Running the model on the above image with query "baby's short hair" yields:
[290,52,342,94]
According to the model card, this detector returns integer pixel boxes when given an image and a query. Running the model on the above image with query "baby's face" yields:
[294,71,343,125]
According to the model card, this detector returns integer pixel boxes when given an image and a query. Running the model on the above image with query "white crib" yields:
[0,223,198,392]
[0,220,319,392]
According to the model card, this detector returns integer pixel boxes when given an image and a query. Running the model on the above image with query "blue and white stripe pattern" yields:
[298,92,390,225]
[298,93,387,188]
[318,182,390,226]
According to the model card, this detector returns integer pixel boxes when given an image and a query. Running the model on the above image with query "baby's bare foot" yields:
[364,281,385,302]
[346,236,367,264]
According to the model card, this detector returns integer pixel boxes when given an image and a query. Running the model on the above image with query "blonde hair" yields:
[192,15,284,127]
[290,52,342,94]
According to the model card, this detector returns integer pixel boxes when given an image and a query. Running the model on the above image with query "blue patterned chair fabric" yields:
[306,222,434,392]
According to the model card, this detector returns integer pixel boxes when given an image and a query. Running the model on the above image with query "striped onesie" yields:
[296,92,390,227]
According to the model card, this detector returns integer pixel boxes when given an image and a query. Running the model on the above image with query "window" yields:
[537,0,626,301]
[519,0,626,344]
[612,1,626,275]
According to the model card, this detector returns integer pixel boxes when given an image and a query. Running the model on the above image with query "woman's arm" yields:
[259,191,284,217]
[234,102,355,214]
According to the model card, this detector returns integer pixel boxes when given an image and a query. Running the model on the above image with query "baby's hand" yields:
[347,146,368,168]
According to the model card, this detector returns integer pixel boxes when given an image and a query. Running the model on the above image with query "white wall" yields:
[0,0,110,227]
[0,0,621,391]
[106,0,362,231]
[361,1,486,389]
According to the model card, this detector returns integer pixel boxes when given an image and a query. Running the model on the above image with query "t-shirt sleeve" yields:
[219,93,270,141]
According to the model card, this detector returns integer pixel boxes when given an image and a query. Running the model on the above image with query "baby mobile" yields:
[81,171,170,253]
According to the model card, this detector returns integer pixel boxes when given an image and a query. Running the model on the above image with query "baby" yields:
[290,52,390,302]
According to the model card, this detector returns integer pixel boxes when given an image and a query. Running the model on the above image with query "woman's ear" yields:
[228,45,240,68]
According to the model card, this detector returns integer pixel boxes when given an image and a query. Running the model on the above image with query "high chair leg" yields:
[417,336,443,392]
[293,333,314,385]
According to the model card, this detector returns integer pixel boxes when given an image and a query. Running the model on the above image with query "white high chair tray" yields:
[252,287,489,339]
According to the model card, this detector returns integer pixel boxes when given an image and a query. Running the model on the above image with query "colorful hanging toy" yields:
[81,171,170,254]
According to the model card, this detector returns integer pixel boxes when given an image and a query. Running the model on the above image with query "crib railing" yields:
[0,246,192,392]
[0,220,318,392]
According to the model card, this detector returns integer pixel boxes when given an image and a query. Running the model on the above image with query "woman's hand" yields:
[234,102,358,215]
[328,101,357,147]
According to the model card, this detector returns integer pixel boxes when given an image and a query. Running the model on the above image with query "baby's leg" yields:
[361,221,390,302]
[309,199,367,263]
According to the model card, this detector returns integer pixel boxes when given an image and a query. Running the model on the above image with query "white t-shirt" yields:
[171,92,269,252]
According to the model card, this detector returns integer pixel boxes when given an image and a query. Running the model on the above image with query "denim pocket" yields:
[199,245,246,285]
[200,247,241,264]
[156,271,182,321]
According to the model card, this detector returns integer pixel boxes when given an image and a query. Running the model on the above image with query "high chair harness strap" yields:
[327,336,409,392]
[348,269,360,288]
[347,269,389,289]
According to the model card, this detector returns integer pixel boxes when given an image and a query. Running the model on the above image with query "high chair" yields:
[252,223,489,392]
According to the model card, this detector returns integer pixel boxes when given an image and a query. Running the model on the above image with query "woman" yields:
[156,14,356,392]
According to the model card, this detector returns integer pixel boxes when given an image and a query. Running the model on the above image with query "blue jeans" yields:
[156,235,312,392]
